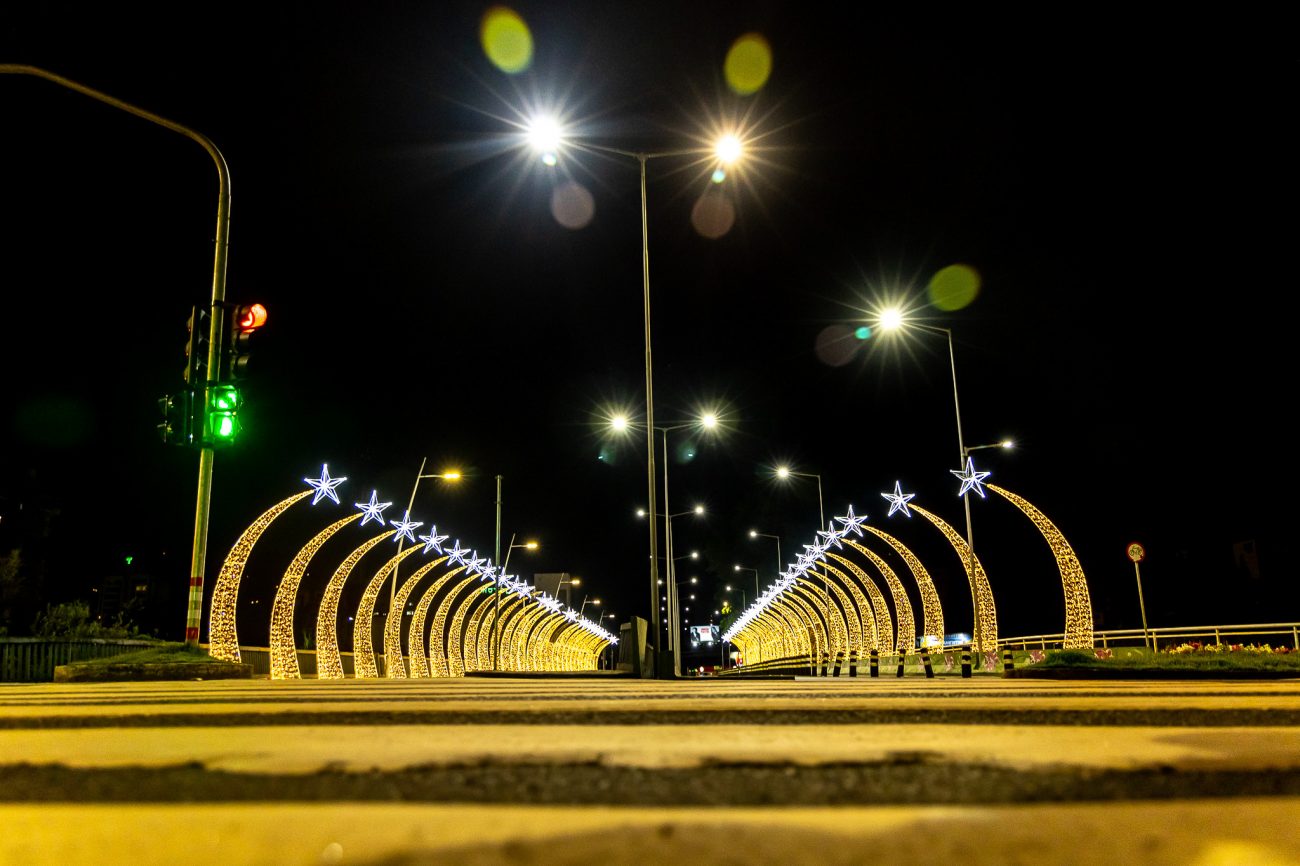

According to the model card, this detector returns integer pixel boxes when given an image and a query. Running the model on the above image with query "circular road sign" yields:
[1126,542,1146,563]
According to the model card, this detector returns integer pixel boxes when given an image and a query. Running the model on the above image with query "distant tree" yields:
[31,600,141,640]
[0,549,24,636]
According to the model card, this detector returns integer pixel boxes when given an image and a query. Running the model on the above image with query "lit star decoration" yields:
[418,526,448,555]
[817,522,846,550]
[882,481,915,518]
[389,510,423,544]
[446,541,470,567]
[354,490,392,526]
[466,554,487,574]
[480,563,498,582]
[305,464,347,505]
[835,505,868,535]
[952,457,992,498]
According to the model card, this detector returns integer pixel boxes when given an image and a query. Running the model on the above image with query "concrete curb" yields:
[52,662,253,683]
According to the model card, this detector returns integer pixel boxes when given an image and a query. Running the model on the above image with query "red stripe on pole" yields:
[190,576,203,587]
[185,627,199,640]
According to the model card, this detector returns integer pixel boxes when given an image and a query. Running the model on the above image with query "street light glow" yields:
[776,466,791,478]
[440,470,462,481]
[878,308,904,331]
[524,540,539,550]
[715,134,742,165]
[700,412,719,429]
[610,414,629,432]
[693,504,704,515]
[526,115,563,154]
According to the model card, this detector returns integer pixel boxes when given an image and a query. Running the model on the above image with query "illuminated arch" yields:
[818,558,883,652]
[987,483,1093,648]
[391,559,451,678]
[428,573,482,677]
[509,606,549,670]
[269,513,361,680]
[208,490,313,663]
[805,566,863,658]
[353,546,423,678]
[839,541,917,652]
[861,525,944,647]
[315,530,393,679]
[445,576,493,676]
[382,555,450,678]
[477,592,525,671]
[463,593,496,672]
[908,502,997,651]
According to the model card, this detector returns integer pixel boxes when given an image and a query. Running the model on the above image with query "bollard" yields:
[848,648,859,677]
[1002,649,1014,673]
[832,649,844,677]
[960,650,972,678]
[921,649,934,678]
[869,648,879,677]
[895,648,906,677]
[821,651,831,677]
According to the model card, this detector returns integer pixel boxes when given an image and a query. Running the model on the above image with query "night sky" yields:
[1,4,1291,647]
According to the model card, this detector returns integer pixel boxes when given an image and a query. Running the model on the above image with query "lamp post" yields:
[616,412,718,677]
[748,530,782,584]
[580,595,601,619]
[555,575,581,609]
[528,124,745,677]
[733,564,759,599]
[1,65,232,649]
[877,311,1012,656]
[774,466,827,645]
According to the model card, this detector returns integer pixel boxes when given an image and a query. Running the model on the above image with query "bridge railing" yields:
[0,637,161,683]
[998,622,1300,652]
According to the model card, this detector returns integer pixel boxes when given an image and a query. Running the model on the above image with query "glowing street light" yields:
[875,308,1012,653]
[734,564,759,598]
[522,115,746,678]
[748,529,782,587]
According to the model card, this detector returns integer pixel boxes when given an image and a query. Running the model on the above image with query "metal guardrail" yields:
[0,637,161,683]
[998,622,1300,652]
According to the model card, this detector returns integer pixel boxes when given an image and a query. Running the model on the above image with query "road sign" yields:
[1127,542,1146,563]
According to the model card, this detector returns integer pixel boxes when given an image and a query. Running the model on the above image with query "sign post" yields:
[1127,542,1151,650]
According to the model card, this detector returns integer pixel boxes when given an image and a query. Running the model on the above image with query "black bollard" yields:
[832,649,844,677]
[848,648,859,677]
[895,648,906,677]
[1002,649,1015,673]
[921,650,934,678]
[961,650,972,678]
[869,648,879,677]
[821,651,831,677]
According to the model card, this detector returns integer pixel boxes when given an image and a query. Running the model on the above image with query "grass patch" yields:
[73,643,237,666]
[1035,647,1300,672]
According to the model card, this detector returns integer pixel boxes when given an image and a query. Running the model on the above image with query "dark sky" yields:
[1,4,1292,646]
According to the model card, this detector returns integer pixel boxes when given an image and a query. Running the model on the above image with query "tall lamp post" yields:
[615,411,718,677]
[733,564,759,599]
[529,122,745,677]
[748,529,782,584]
[1,65,232,649]
[877,311,1011,655]
[775,465,828,641]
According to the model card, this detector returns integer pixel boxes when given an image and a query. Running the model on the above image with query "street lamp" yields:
[774,466,828,637]
[527,121,746,678]
[555,574,581,609]
[876,310,1012,654]
[615,411,720,677]
[748,529,782,585]
[580,595,601,619]
[1,66,234,649]
[733,564,760,598]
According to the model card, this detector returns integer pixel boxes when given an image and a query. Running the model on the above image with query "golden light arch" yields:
[269,513,361,680]
[907,502,998,651]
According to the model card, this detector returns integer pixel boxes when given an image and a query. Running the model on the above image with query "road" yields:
[3,675,1299,865]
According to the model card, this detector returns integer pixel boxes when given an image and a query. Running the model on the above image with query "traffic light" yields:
[223,302,267,381]
[158,391,196,446]
[204,384,243,445]
[184,305,209,386]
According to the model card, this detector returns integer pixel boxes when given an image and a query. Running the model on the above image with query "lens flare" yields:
[854,326,872,340]
[480,7,533,74]
[814,324,859,367]
[551,181,595,229]
[711,168,726,184]
[928,263,981,311]
[715,134,743,165]
[691,191,735,239]
[724,32,772,95]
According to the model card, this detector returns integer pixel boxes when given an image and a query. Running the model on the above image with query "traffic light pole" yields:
[0,65,232,649]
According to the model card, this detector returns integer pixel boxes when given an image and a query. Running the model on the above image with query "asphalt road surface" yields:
[3,676,1299,865]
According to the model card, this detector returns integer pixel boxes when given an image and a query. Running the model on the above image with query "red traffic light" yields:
[234,303,268,332]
